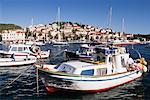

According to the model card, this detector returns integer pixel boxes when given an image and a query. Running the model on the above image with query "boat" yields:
[63,44,95,61]
[0,44,50,59]
[76,44,95,60]
[107,39,138,46]
[34,45,147,93]
[52,40,69,46]
[25,40,45,46]
[0,55,36,67]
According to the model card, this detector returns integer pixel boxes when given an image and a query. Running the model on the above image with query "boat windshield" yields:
[79,47,88,54]
[0,44,10,51]
[54,64,75,73]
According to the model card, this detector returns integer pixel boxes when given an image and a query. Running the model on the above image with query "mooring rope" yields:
[49,49,67,61]
[0,65,32,92]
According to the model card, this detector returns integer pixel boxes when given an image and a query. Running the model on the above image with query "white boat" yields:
[35,46,147,93]
[25,40,45,46]
[0,56,36,67]
[52,41,69,46]
[0,44,50,59]
[76,44,95,60]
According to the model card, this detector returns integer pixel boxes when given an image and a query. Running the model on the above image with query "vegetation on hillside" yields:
[134,34,150,41]
[0,24,22,32]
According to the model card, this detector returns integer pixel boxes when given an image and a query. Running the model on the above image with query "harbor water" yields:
[0,43,150,100]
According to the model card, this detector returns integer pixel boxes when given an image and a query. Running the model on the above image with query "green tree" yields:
[0,35,2,42]
[54,34,58,39]
[38,32,42,36]
[85,34,89,40]
[90,37,94,41]
[0,24,22,32]
[25,28,31,38]
[72,29,77,34]
[48,32,53,39]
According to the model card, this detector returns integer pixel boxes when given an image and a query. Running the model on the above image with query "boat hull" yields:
[38,70,142,93]
[0,51,50,59]
[0,59,36,67]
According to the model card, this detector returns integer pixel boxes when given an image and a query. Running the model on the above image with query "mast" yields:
[31,17,34,38]
[57,7,61,42]
[31,17,33,27]
[121,18,125,34]
[108,7,112,29]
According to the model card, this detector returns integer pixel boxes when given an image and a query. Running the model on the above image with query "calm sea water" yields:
[0,43,150,100]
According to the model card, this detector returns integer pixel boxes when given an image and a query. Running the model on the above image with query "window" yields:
[24,47,28,52]
[11,47,17,51]
[109,57,113,62]
[18,47,23,51]
[97,68,107,76]
[56,64,75,73]
[97,52,105,62]
[121,57,126,67]
[81,69,94,76]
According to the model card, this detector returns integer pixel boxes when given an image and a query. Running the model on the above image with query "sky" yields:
[0,0,150,34]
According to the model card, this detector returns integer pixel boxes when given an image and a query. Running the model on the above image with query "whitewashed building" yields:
[2,29,25,42]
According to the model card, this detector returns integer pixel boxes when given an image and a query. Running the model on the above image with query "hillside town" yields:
[0,22,148,44]
[1,0,150,99]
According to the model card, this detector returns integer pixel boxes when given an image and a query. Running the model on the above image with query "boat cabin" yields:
[53,46,129,76]
[8,44,33,53]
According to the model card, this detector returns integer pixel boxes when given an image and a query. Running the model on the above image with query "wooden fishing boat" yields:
[35,46,147,93]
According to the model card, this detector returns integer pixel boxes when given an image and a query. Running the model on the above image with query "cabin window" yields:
[96,68,107,76]
[56,64,75,73]
[24,47,28,51]
[109,57,113,62]
[81,69,94,76]
[11,47,17,51]
[29,47,32,52]
[18,47,23,51]
[97,52,105,62]
[121,57,126,67]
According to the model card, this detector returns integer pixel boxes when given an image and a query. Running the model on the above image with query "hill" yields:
[134,34,150,40]
[0,24,22,32]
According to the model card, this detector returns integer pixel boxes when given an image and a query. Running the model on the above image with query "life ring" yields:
[31,46,41,54]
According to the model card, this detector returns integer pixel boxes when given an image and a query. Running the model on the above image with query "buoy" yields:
[143,65,148,72]
[46,86,57,93]
[43,67,49,70]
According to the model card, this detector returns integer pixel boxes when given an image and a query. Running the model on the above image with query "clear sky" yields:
[0,0,150,34]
